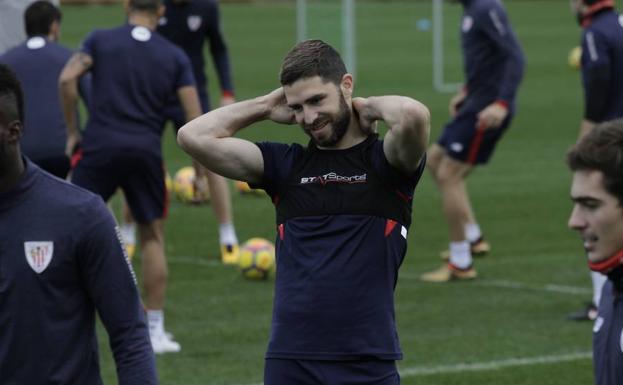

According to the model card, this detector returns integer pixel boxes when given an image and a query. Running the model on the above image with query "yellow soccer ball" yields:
[238,238,275,280]
[568,46,582,70]
[234,180,265,195]
[173,166,209,204]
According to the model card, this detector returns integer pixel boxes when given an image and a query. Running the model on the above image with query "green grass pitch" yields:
[58,1,591,384]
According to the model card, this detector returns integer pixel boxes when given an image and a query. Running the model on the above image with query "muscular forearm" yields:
[179,95,270,143]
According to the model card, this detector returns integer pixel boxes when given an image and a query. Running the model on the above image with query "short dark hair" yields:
[128,0,162,13]
[24,1,61,37]
[0,64,24,124]
[280,40,347,86]
[567,119,623,205]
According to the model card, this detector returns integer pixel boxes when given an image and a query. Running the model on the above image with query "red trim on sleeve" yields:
[278,223,284,240]
[222,90,234,98]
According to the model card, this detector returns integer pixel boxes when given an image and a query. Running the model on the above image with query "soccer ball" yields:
[238,238,275,280]
[173,166,209,204]
[234,180,265,195]
[568,46,581,70]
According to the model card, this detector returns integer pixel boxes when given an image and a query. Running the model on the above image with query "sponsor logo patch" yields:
[300,172,367,185]
[24,241,54,273]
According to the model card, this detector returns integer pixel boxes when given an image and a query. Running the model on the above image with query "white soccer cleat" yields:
[150,332,181,354]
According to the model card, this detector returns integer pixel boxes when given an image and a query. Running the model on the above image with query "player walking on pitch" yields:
[157,0,240,264]
[59,0,200,354]
[421,0,525,282]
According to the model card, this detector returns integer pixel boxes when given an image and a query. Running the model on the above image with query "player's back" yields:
[582,10,623,120]
[0,38,74,160]
[82,24,195,156]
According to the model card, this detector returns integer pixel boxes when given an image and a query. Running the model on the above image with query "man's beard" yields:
[302,92,351,148]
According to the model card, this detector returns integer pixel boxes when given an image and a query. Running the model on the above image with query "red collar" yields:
[588,249,623,273]
[581,0,615,27]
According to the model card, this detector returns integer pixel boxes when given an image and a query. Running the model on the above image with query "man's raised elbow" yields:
[406,100,431,132]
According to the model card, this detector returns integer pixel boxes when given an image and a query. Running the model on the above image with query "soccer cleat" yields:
[440,237,491,260]
[221,243,240,265]
[150,332,181,354]
[566,302,598,322]
[420,263,477,282]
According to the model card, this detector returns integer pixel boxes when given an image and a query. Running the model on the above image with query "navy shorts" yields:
[264,359,400,385]
[437,111,513,165]
[71,151,167,224]
[164,93,210,131]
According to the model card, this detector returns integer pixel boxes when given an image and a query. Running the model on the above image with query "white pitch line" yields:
[475,279,592,296]
[399,351,592,377]
[167,255,223,267]
[400,273,591,296]
[238,351,592,385]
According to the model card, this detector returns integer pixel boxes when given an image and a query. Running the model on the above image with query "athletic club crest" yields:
[24,241,54,274]
[462,16,473,33]
[187,15,202,31]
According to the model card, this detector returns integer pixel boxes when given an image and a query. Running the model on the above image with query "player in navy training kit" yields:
[0,64,157,385]
[178,40,430,385]
[59,0,202,354]
[0,1,89,179]
[421,0,525,282]
[567,0,623,322]
[157,0,240,264]
[567,120,623,385]
[0,0,59,54]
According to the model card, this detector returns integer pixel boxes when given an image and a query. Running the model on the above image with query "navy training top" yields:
[0,159,157,385]
[0,37,90,160]
[157,0,234,99]
[80,24,195,159]
[458,0,525,113]
[580,9,623,122]
[254,135,425,360]
[593,277,623,385]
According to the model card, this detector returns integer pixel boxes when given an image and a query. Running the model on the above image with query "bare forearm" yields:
[179,95,270,143]
[59,79,80,139]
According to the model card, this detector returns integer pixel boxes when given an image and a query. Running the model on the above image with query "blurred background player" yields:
[178,39,430,385]
[567,119,623,385]
[0,63,157,385]
[157,0,239,264]
[0,0,90,179]
[0,0,59,54]
[59,0,201,354]
[567,0,623,321]
[421,0,525,282]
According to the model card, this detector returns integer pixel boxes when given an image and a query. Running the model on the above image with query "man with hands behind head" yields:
[178,39,430,385]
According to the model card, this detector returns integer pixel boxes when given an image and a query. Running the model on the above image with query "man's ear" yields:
[7,120,23,144]
[340,73,354,98]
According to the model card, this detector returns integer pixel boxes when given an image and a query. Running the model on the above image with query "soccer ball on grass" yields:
[238,238,275,280]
